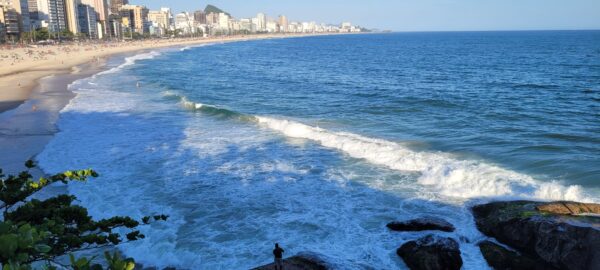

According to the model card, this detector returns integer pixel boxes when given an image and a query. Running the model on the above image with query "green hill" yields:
[204,4,230,16]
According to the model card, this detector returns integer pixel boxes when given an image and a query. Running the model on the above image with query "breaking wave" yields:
[165,92,594,202]
[95,51,161,76]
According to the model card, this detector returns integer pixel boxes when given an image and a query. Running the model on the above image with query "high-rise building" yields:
[81,0,108,36]
[26,0,37,28]
[78,3,96,37]
[64,0,79,34]
[147,9,168,30]
[0,4,20,40]
[256,12,265,31]
[174,11,189,33]
[0,11,5,42]
[278,15,287,33]
[205,12,217,25]
[193,10,205,24]
[0,0,30,36]
[109,0,126,15]
[47,0,67,33]
[159,7,172,29]
[120,4,147,34]
[107,13,121,37]
[217,12,228,30]
[266,20,277,32]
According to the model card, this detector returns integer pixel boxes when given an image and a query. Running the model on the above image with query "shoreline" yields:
[0,33,348,114]
[0,33,343,174]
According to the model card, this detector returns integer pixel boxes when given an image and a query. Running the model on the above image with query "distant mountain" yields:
[204,4,230,16]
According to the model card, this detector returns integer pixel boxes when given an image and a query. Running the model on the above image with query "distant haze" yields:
[140,0,600,31]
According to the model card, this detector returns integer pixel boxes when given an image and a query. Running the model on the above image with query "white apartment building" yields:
[256,12,265,31]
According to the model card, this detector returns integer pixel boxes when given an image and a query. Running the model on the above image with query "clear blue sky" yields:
[139,0,600,31]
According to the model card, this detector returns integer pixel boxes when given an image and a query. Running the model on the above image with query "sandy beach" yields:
[0,33,333,174]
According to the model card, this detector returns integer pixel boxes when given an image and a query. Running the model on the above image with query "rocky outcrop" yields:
[397,235,462,270]
[472,200,600,270]
[535,201,600,215]
[387,217,455,232]
[251,253,329,270]
[478,240,558,270]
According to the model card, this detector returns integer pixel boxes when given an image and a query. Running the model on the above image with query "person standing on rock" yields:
[273,243,285,270]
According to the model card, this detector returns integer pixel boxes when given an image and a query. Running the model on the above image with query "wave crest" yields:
[96,51,161,76]
[255,116,593,202]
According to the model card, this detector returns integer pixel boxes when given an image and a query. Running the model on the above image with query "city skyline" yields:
[142,0,600,31]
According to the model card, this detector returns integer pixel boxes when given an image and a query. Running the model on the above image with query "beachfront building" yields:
[109,0,125,15]
[147,9,168,35]
[159,7,172,30]
[278,15,288,33]
[120,4,147,34]
[193,9,205,24]
[106,13,120,38]
[0,0,30,39]
[256,12,265,31]
[63,0,79,35]
[37,0,68,33]
[26,0,38,27]
[239,18,252,33]
[0,17,4,42]
[0,3,20,41]
[217,12,228,31]
[174,11,191,34]
[205,11,217,25]
[80,0,108,37]
[77,3,97,38]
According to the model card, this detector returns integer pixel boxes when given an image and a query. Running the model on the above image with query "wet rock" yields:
[478,240,558,270]
[472,200,600,270]
[396,235,462,270]
[251,253,329,270]
[387,217,455,232]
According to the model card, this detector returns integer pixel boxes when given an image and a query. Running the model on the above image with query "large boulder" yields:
[478,240,558,270]
[387,217,455,232]
[397,235,462,270]
[472,200,600,270]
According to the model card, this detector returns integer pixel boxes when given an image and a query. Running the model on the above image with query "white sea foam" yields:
[95,51,161,76]
[179,43,217,52]
[255,116,593,202]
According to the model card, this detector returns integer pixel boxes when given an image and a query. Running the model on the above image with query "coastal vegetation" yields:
[0,161,167,270]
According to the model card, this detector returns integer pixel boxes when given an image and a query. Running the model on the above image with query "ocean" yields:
[37,31,600,269]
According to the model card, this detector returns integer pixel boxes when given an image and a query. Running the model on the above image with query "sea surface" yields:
[38,31,600,269]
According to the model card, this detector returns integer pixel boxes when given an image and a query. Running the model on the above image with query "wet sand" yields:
[0,59,106,174]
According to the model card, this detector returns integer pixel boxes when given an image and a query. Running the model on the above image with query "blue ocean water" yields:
[38,32,600,269]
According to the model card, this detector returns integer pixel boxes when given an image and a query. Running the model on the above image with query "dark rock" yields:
[478,240,558,270]
[251,253,329,270]
[397,234,462,270]
[472,200,600,270]
[387,217,455,232]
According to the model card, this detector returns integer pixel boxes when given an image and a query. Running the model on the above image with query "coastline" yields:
[0,33,340,174]
[0,33,344,113]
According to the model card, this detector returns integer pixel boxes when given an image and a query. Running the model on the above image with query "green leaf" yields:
[0,234,19,256]
[125,261,135,270]
[34,244,51,253]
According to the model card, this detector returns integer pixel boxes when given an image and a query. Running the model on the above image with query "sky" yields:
[141,0,600,31]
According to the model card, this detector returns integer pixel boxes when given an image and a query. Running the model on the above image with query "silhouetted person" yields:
[273,243,284,270]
